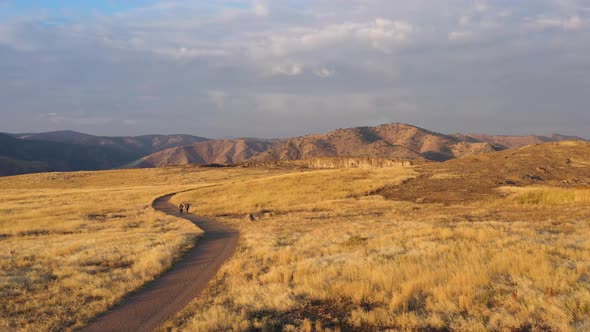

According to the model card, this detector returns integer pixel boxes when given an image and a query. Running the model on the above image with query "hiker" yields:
[178,203,184,214]
[185,202,191,213]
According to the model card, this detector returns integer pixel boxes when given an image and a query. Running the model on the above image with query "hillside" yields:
[13,130,209,155]
[6,125,587,173]
[378,140,590,203]
[0,133,141,176]
[128,139,276,168]
[252,123,502,162]
[451,133,588,149]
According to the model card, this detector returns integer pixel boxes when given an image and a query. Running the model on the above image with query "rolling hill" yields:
[128,139,276,168]
[378,140,590,203]
[251,123,502,162]
[13,130,209,155]
[451,133,588,149]
[0,133,142,176]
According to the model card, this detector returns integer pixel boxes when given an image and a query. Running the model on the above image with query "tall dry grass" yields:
[3,165,590,331]
[163,170,590,331]
[0,167,285,331]
[0,187,200,331]
[172,167,415,216]
[506,186,590,205]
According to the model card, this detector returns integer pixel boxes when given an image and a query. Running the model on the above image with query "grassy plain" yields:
[164,168,590,331]
[0,167,282,331]
[2,145,590,331]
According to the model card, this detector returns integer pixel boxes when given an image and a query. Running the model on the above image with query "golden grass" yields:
[0,167,288,331]
[162,169,590,331]
[2,165,590,331]
[505,186,590,205]
[172,168,414,216]
[0,187,200,331]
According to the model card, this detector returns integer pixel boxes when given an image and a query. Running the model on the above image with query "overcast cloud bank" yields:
[1,0,589,137]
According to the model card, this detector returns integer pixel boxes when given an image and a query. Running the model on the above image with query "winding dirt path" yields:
[81,193,239,332]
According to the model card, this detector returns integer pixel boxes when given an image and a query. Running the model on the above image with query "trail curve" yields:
[81,193,239,332]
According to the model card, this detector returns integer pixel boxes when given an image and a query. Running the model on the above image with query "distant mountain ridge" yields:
[13,130,209,155]
[0,131,211,176]
[2,124,588,176]
[0,133,139,176]
[128,123,588,169]
[450,133,588,149]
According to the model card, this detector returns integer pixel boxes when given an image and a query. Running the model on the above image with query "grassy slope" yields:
[163,165,590,331]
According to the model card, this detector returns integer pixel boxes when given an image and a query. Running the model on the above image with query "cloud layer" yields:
[1,0,589,137]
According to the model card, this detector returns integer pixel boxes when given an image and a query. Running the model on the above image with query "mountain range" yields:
[0,133,137,176]
[1,124,587,176]
[0,131,208,176]
[12,130,208,155]
[136,123,587,167]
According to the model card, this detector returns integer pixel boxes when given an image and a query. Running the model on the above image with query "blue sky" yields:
[0,1,156,17]
[0,0,548,21]
[0,1,253,19]
[1,0,589,138]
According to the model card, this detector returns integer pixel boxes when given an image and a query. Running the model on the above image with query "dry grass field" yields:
[160,144,590,331]
[0,167,283,331]
[2,142,590,331]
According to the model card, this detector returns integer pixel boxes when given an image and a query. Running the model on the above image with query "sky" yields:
[0,0,589,138]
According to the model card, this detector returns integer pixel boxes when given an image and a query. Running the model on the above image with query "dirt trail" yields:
[80,193,239,332]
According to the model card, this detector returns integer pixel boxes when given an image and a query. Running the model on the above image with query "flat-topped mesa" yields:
[240,157,424,169]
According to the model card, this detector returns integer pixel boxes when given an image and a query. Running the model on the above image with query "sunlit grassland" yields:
[2,164,590,331]
[0,167,287,331]
[172,168,415,216]
[165,169,590,331]
[502,186,590,205]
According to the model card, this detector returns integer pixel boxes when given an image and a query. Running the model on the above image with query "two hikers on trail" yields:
[178,202,192,214]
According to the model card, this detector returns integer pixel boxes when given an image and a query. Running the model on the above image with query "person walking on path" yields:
[178,203,184,214]
[184,202,191,213]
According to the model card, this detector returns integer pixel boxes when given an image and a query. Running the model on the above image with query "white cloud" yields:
[532,16,585,30]
[271,63,304,76]
[251,18,413,58]
[207,90,229,109]
[448,30,473,41]
[2,0,590,137]
[459,15,471,26]
[473,2,488,13]
[314,67,335,78]
[38,112,113,126]
[154,47,228,59]
[252,0,269,17]
[0,23,38,51]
